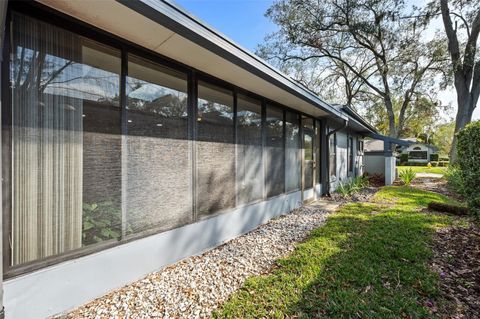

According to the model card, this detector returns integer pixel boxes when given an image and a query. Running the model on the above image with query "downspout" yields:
[325,119,348,196]
[0,1,8,318]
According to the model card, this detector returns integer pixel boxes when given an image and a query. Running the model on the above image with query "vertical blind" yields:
[11,14,84,264]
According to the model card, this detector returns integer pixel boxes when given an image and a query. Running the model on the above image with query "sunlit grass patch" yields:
[214,186,453,319]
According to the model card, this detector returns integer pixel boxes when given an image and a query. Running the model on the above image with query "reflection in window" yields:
[236,95,263,205]
[197,81,235,216]
[285,111,301,192]
[316,120,322,185]
[303,117,314,189]
[126,54,191,234]
[329,133,337,179]
[348,137,354,173]
[265,105,285,197]
[9,13,122,265]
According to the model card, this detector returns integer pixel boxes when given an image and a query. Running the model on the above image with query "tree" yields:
[362,95,449,138]
[258,0,448,138]
[433,121,455,155]
[436,0,480,162]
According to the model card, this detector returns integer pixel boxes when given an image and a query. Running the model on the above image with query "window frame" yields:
[329,132,337,181]
[2,2,320,278]
[348,136,354,175]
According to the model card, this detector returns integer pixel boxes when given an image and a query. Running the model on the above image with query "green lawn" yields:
[214,186,456,318]
[397,166,447,175]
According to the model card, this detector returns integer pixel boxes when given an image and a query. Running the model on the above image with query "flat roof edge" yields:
[115,0,347,120]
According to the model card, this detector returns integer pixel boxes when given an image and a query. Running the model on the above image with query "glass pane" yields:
[9,13,121,265]
[265,105,284,197]
[348,137,354,173]
[316,120,321,185]
[197,81,235,216]
[329,133,336,178]
[285,111,300,192]
[126,54,191,234]
[303,117,314,189]
[236,95,263,204]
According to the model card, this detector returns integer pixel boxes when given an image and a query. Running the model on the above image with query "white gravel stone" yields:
[64,203,331,319]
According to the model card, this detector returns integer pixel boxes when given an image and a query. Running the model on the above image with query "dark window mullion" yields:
[120,48,128,240]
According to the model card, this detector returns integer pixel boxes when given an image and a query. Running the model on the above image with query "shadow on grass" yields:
[214,187,453,319]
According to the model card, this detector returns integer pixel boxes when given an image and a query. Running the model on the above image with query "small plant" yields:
[83,201,122,246]
[399,168,416,186]
[336,176,369,197]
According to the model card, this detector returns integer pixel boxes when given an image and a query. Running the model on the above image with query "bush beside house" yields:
[456,121,480,216]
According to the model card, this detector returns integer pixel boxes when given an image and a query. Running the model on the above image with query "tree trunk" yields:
[384,96,397,138]
[450,88,474,163]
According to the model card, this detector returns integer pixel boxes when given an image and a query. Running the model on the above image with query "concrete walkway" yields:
[416,172,444,179]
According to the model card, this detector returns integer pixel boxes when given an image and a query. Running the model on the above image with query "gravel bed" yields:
[64,204,331,319]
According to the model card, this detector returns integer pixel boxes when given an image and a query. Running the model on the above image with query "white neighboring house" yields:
[401,140,438,163]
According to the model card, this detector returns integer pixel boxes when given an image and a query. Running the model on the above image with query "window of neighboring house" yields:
[409,151,428,159]
[348,136,354,174]
[329,133,337,180]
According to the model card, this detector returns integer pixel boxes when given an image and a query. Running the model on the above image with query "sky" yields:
[175,0,480,122]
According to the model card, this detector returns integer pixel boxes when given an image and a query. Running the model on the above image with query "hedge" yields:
[430,153,439,162]
[457,121,480,216]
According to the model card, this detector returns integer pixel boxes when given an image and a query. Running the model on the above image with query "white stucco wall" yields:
[363,153,385,176]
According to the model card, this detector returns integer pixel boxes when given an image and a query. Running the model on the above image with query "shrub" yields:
[399,168,416,186]
[445,165,465,196]
[439,156,450,161]
[430,153,439,162]
[431,161,439,167]
[400,153,408,164]
[457,121,480,215]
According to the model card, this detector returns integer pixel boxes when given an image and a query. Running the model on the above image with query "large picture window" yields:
[285,111,301,192]
[126,54,191,234]
[196,81,235,216]
[9,13,122,265]
[236,95,263,205]
[265,105,285,197]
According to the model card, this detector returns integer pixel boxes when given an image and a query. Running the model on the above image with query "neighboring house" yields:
[0,1,377,318]
[401,141,439,163]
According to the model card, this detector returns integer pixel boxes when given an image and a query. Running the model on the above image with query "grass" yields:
[214,186,456,319]
[397,166,447,175]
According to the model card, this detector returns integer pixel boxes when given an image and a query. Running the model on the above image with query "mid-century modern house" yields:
[0,1,382,318]
[400,140,439,163]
